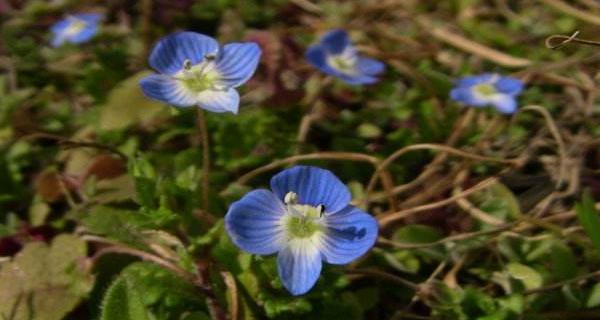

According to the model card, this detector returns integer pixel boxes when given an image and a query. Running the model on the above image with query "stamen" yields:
[316,204,325,217]
[204,53,216,61]
[183,59,192,71]
[284,191,298,205]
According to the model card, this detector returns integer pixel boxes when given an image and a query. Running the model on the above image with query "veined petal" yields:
[196,88,240,114]
[456,73,495,88]
[225,189,287,255]
[216,42,261,88]
[495,77,524,95]
[139,74,196,107]
[320,206,378,264]
[149,32,219,75]
[270,166,351,214]
[320,29,350,54]
[277,238,323,295]
[491,94,518,114]
[357,57,385,76]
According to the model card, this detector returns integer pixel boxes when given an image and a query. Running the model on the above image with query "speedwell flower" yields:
[140,32,261,114]
[305,29,385,85]
[225,165,378,295]
[450,73,524,114]
[50,13,102,47]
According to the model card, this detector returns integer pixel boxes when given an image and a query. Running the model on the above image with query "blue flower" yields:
[139,32,261,114]
[305,29,385,85]
[50,13,102,47]
[225,165,378,295]
[450,73,524,114]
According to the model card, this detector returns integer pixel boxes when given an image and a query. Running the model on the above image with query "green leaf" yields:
[586,283,600,308]
[549,242,578,280]
[98,72,167,131]
[100,276,150,320]
[392,224,443,244]
[82,206,146,247]
[0,234,93,320]
[576,190,600,254]
[506,262,542,291]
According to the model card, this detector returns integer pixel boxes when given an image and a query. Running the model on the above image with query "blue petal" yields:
[73,13,103,24]
[270,166,351,214]
[196,88,240,114]
[320,29,350,54]
[450,87,487,107]
[495,77,524,95]
[306,46,380,85]
[320,206,378,264]
[337,73,379,85]
[225,189,287,255]
[305,45,328,70]
[139,74,196,107]
[216,43,262,88]
[357,57,385,76]
[277,240,322,295]
[50,19,71,34]
[491,94,518,114]
[68,25,98,44]
[51,33,68,47]
[455,73,495,88]
[149,32,219,75]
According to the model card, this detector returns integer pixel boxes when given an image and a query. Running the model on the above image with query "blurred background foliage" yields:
[1,0,600,319]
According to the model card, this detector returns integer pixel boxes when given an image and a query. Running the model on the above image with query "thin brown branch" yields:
[235,152,379,185]
[346,269,419,290]
[541,0,600,25]
[378,177,499,229]
[416,17,532,67]
[365,143,519,205]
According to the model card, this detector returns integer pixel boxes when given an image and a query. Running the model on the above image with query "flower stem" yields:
[197,109,210,211]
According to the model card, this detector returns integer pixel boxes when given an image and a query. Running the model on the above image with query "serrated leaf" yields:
[101,275,150,320]
[82,206,146,247]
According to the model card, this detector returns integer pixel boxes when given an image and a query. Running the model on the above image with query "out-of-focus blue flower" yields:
[225,165,378,295]
[450,74,524,114]
[140,32,261,114]
[50,13,102,47]
[305,29,385,85]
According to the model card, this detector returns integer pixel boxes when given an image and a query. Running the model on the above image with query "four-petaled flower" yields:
[225,165,378,295]
[50,13,102,47]
[140,32,261,114]
[305,29,385,85]
[450,73,524,114]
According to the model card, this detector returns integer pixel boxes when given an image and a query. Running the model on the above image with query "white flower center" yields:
[473,83,497,97]
[174,57,223,93]
[326,47,358,75]
[64,17,87,36]
[282,192,325,239]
